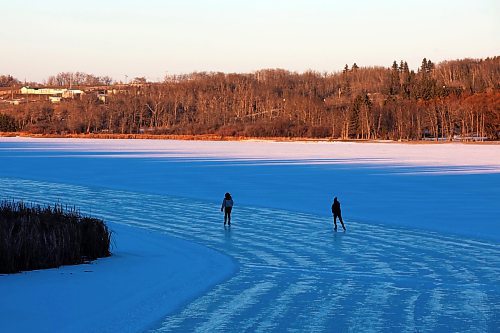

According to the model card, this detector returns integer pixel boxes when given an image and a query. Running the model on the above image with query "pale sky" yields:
[1,0,499,82]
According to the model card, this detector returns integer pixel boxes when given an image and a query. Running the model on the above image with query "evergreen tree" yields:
[390,61,400,95]
[401,62,411,98]
[420,58,428,74]
[426,59,434,73]
[399,60,405,72]
[342,64,351,96]
[416,58,437,100]
[350,95,363,138]
[392,61,399,71]
[403,61,409,73]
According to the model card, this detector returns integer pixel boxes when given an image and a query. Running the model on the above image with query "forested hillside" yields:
[1,57,499,140]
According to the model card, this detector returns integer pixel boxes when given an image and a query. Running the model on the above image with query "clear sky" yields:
[1,0,498,82]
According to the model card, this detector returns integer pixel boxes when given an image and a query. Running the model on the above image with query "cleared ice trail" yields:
[1,178,499,332]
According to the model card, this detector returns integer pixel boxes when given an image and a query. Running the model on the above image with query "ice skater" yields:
[221,192,234,226]
[331,196,346,231]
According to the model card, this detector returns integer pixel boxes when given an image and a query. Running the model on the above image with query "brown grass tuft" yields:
[0,201,111,274]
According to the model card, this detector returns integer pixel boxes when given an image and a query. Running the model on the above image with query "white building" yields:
[48,96,62,103]
[20,87,66,95]
[62,89,84,98]
[20,86,84,99]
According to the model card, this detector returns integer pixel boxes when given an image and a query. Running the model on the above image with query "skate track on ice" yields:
[2,178,498,332]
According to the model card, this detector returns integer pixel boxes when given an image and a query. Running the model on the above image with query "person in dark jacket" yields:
[331,196,346,231]
[221,192,234,226]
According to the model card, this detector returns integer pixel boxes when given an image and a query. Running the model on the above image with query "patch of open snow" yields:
[0,222,235,333]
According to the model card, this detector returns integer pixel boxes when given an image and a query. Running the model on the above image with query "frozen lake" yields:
[1,138,499,332]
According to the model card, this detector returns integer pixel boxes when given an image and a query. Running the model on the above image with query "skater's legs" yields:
[333,215,338,230]
[225,207,232,225]
[338,213,346,231]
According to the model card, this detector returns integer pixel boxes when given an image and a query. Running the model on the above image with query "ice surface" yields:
[1,138,499,240]
[0,138,499,332]
[0,186,235,332]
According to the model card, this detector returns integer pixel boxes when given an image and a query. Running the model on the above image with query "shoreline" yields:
[1,132,498,145]
[0,222,237,333]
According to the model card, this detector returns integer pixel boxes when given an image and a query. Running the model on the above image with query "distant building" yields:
[0,88,18,96]
[21,86,84,99]
[2,99,23,105]
[62,89,84,99]
[49,96,62,103]
[20,87,66,95]
[106,88,127,95]
[98,93,107,103]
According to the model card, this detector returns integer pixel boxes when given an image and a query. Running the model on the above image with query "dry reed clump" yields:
[0,201,111,274]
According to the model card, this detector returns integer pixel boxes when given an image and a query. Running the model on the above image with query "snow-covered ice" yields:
[0,138,499,332]
[0,191,235,333]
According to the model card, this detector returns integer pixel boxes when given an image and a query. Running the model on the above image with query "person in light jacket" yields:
[221,192,234,226]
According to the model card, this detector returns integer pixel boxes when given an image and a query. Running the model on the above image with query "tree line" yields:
[1,56,499,140]
[45,72,114,87]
